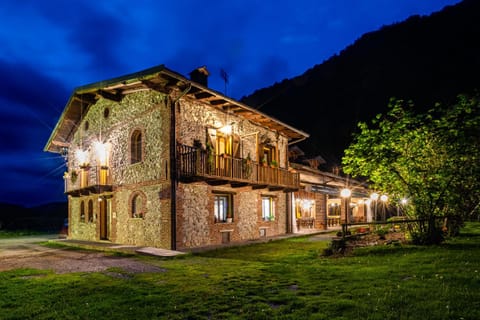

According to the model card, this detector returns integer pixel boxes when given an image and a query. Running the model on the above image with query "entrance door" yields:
[99,198,109,240]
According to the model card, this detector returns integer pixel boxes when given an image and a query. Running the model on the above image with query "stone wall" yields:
[68,195,98,240]
[176,182,287,249]
[67,91,172,248]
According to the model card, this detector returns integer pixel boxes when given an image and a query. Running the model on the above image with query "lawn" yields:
[1,223,479,319]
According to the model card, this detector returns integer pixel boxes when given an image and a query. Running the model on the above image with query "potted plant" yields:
[206,141,214,172]
[270,160,278,168]
[261,157,268,167]
[242,153,252,178]
[70,170,78,184]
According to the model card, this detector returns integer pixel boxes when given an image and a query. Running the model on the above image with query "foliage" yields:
[342,94,480,243]
[1,223,480,319]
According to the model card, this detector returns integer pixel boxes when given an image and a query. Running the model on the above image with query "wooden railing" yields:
[177,144,300,190]
[327,216,341,227]
[64,166,113,196]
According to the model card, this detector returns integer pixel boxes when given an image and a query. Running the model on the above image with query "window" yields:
[328,201,341,216]
[130,129,143,164]
[80,201,85,222]
[103,107,110,119]
[87,199,94,222]
[131,192,145,218]
[261,144,276,166]
[262,196,275,221]
[214,194,233,223]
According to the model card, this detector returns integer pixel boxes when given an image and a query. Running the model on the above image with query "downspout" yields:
[286,136,307,233]
[170,84,192,250]
[288,136,307,146]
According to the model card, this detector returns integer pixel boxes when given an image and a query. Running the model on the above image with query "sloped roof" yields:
[44,64,309,153]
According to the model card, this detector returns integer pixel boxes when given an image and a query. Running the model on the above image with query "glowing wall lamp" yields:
[75,149,89,168]
[93,141,110,185]
[219,123,233,135]
[93,141,108,167]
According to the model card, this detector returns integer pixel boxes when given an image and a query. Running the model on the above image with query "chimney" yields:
[189,66,209,87]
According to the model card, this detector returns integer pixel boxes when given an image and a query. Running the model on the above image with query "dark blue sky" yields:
[0,0,461,207]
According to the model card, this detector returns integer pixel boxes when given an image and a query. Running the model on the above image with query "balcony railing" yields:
[65,165,113,196]
[177,144,300,191]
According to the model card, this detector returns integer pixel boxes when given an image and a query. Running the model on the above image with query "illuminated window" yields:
[131,192,146,219]
[80,201,85,222]
[215,132,240,158]
[328,201,341,216]
[130,129,143,164]
[88,199,94,222]
[262,196,275,221]
[214,194,233,223]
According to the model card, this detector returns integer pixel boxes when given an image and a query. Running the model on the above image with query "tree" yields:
[342,95,480,244]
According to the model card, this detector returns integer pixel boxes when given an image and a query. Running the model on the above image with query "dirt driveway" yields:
[0,235,165,274]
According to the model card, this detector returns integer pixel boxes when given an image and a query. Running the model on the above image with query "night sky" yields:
[0,0,461,207]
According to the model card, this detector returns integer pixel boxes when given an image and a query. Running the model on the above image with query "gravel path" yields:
[0,235,166,274]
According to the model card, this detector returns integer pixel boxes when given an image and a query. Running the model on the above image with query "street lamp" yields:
[398,197,408,216]
[370,192,379,221]
[380,194,388,221]
[340,188,352,237]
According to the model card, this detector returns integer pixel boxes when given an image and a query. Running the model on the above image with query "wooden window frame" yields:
[80,200,85,223]
[130,191,146,219]
[87,199,94,222]
[130,129,144,165]
[261,195,275,221]
[214,193,233,223]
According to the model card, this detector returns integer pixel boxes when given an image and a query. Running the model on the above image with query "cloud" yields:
[0,152,66,206]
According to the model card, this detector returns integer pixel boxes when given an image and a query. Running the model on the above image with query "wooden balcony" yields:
[65,166,113,197]
[177,144,300,191]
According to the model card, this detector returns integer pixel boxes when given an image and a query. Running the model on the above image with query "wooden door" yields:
[99,198,108,240]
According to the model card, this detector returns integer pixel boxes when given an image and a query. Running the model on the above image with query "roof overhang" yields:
[44,64,309,153]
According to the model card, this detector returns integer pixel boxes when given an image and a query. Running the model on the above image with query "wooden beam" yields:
[97,89,123,102]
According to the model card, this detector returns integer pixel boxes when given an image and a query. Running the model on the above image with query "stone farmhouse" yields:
[45,64,369,250]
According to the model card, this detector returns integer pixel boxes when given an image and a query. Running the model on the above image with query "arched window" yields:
[131,192,146,218]
[80,201,85,222]
[88,199,94,222]
[130,129,143,164]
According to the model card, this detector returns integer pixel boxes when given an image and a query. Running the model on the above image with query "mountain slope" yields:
[242,0,480,168]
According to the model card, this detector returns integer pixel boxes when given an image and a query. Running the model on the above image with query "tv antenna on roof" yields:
[220,68,229,96]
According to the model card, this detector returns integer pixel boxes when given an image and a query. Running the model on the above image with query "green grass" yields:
[1,223,480,319]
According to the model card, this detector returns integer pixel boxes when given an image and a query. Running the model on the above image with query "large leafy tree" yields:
[342,94,480,243]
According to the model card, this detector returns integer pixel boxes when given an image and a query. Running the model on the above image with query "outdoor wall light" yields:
[380,194,388,202]
[370,192,379,201]
[75,149,89,167]
[93,141,109,167]
[219,124,233,135]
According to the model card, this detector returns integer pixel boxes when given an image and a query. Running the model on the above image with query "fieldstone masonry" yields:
[66,88,293,250]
